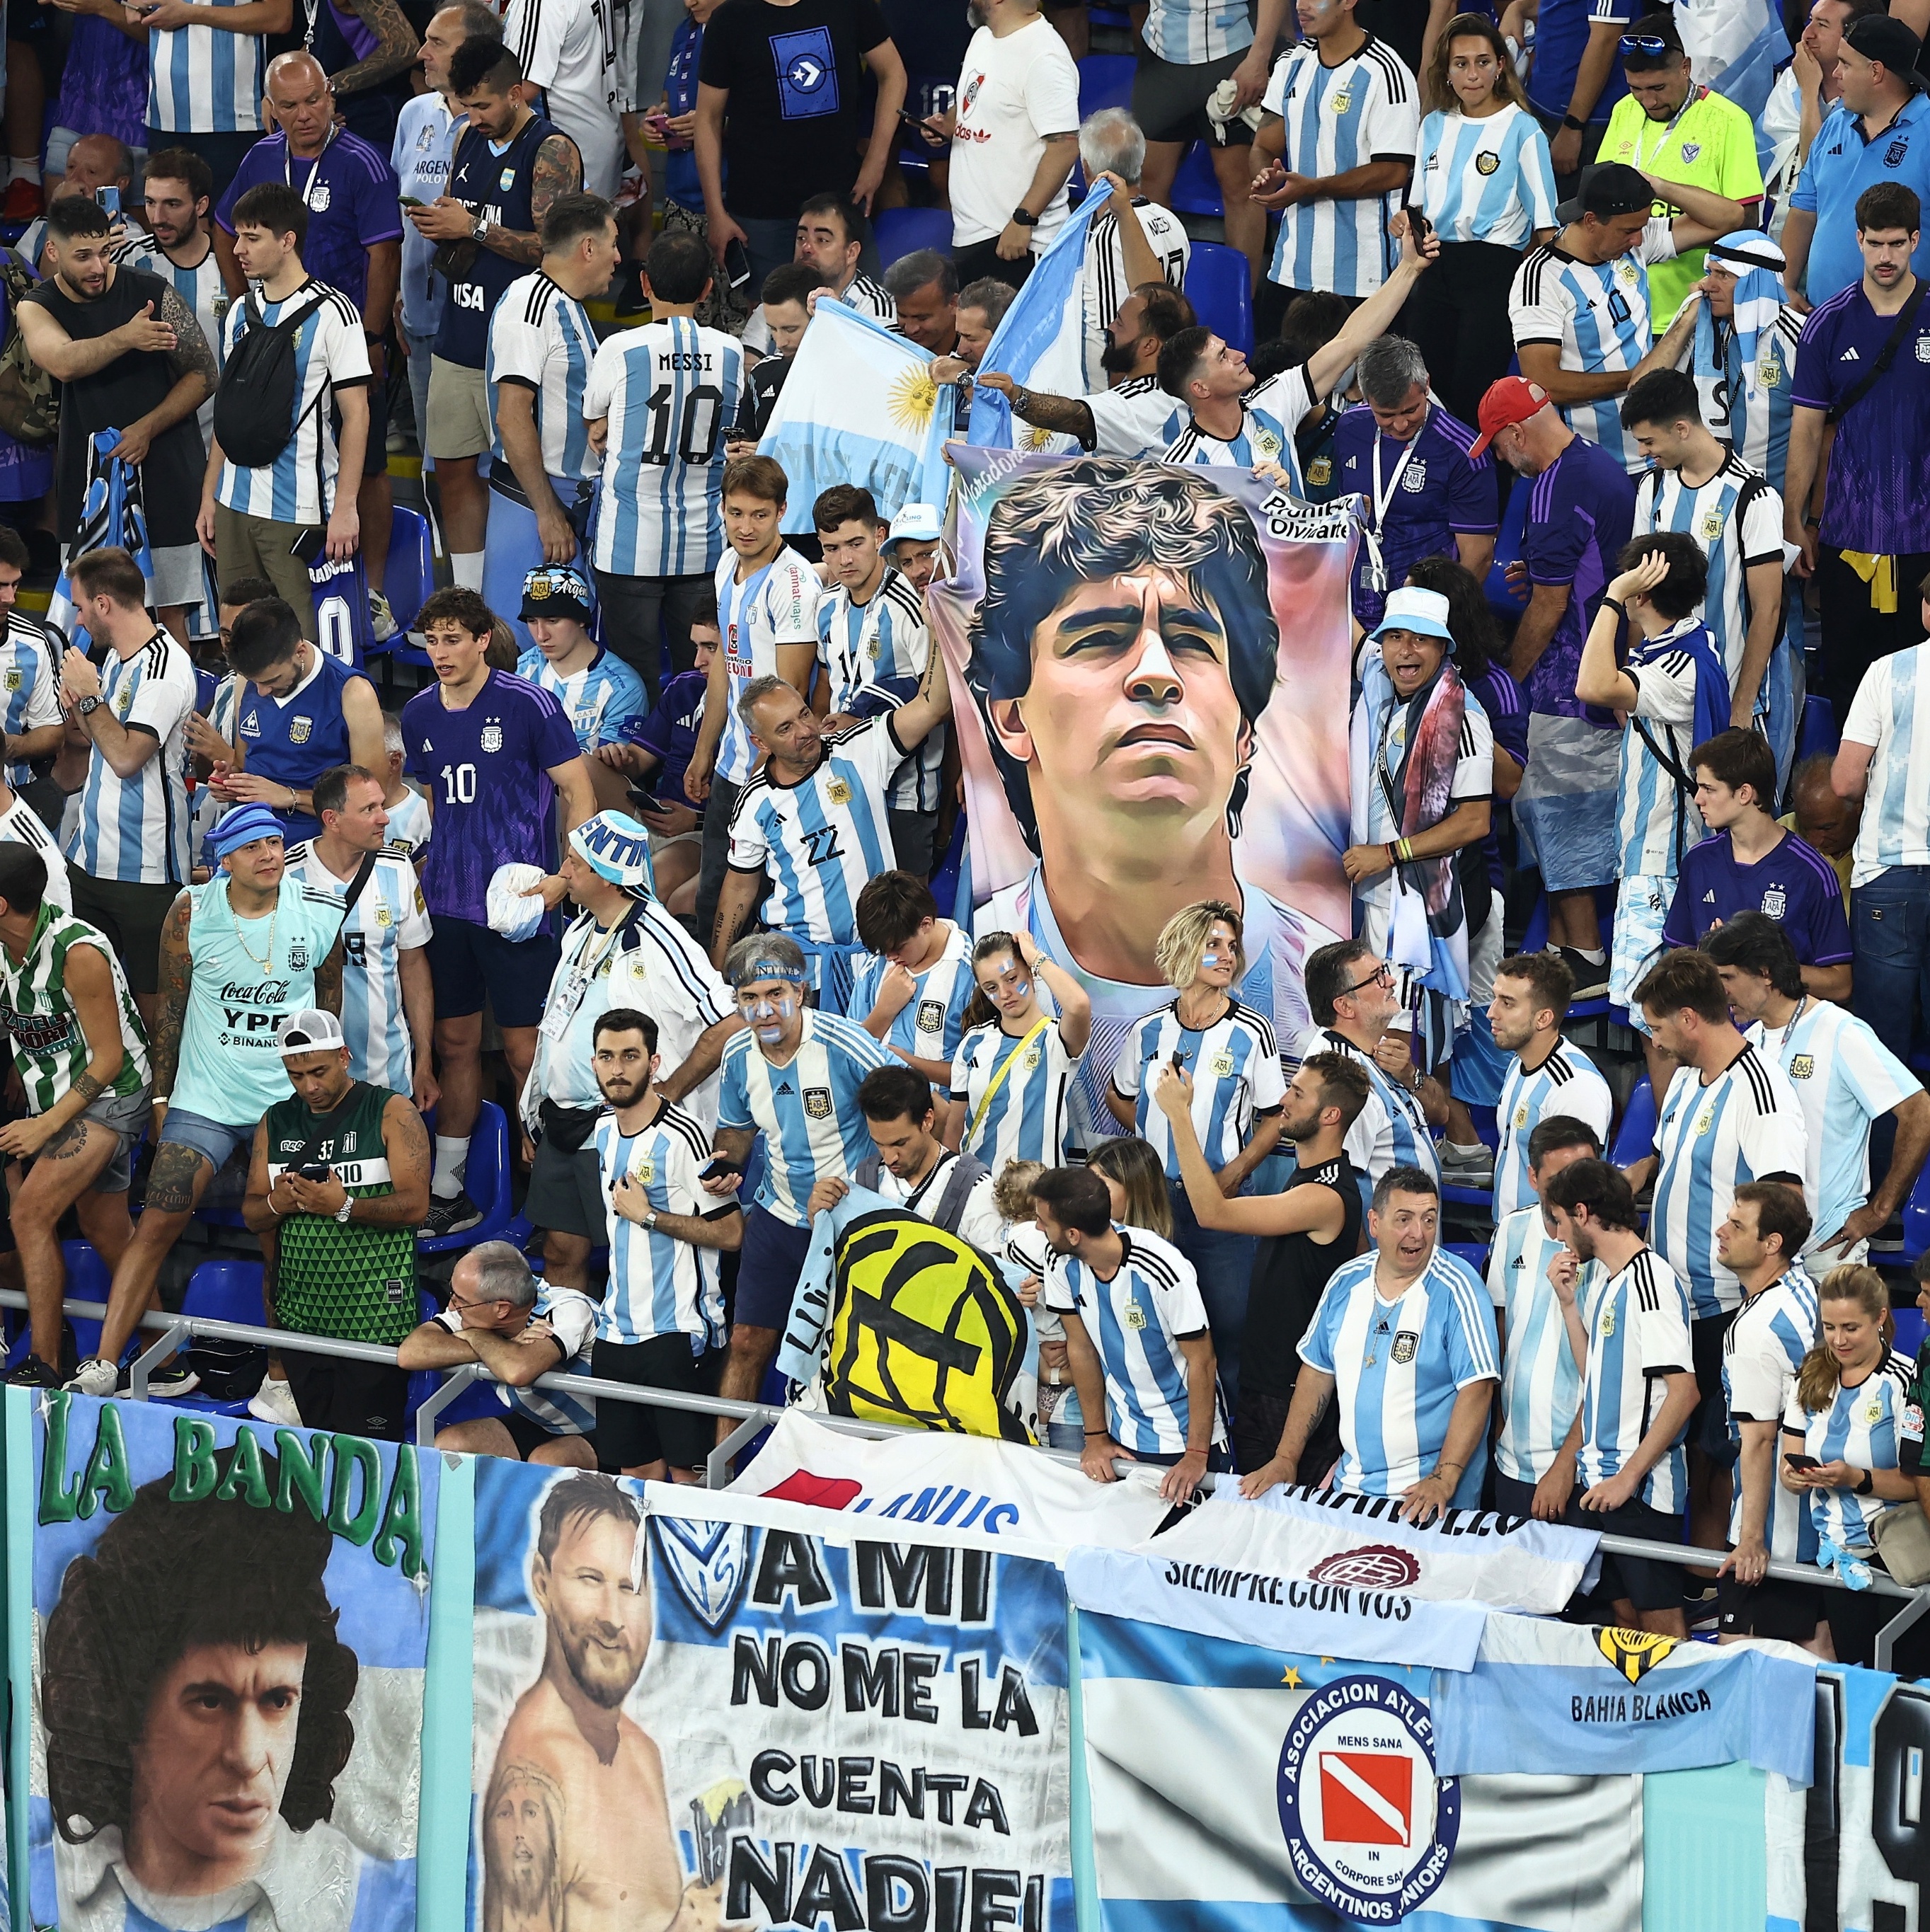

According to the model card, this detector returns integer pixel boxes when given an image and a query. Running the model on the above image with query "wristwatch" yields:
[1561,113,1586,131]
[1010,206,1040,227]
[643,1207,659,1231]
[1856,1468,1875,1495]
[76,694,100,716]
[471,213,489,243]
[335,1196,355,1224]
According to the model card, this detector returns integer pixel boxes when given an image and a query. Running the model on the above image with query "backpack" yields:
[0,249,59,448]
[212,285,327,470]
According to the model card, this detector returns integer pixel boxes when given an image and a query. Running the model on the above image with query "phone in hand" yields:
[699,1157,736,1183]
[96,185,120,218]
[1783,1451,1823,1473]
[1170,1051,1186,1073]
[398,193,427,208]
[295,1161,333,1183]
[723,237,752,290]
[1405,205,1431,241]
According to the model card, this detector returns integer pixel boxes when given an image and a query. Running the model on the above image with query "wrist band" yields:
[1396,836,1415,863]
[1084,1428,1107,1437]
[1562,112,1586,130]
[1601,597,1626,619]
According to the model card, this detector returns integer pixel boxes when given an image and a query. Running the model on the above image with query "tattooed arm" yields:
[483,133,583,266]
[0,942,129,1159]
[327,0,419,99]
[149,890,193,1125]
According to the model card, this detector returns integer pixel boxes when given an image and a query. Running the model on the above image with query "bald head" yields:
[62,135,133,196]
[1790,752,1861,858]
[266,52,335,156]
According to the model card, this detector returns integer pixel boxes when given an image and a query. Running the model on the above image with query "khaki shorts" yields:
[427,355,490,461]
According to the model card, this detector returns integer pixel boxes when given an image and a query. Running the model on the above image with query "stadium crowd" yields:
[2,0,1930,1657]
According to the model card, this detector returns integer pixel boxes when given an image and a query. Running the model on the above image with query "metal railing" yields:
[8,1286,1927,1667]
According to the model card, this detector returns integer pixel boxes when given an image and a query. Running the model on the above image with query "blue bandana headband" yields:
[731,960,809,988]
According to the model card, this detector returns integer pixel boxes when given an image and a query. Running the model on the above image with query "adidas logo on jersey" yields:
[1842,347,1861,361]
[1703,890,1715,902]
[776,1081,795,1095]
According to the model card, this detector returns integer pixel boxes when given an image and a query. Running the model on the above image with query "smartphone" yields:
[398,193,427,208]
[96,185,120,218]
[723,237,752,290]
[291,527,326,564]
[1783,1452,1823,1472]
[1405,205,1431,241]
[699,1157,736,1182]
[1170,1051,1186,1073]
[295,1161,332,1183]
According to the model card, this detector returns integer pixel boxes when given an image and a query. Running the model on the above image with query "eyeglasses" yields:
[1619,32,1675,54]
[1342,964,1395,996]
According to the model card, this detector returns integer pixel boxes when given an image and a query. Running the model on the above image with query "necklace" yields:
[232,895,280,971]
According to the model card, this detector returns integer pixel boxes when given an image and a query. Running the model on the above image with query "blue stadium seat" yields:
[1609,1076,1657,1169]
[171,1260,269,1415]
[1184,241,1253,355]
[873,206,953,268]
[1077,53,1136,120]
[1443,1241,1490,1275]
[1900,1160,1930,1265]
[6,1241,108,1373]
[1895,1306,1926,1359]
[418,1100,515,1254]
[1486,477,1531,619]
[1170,140,1225,219]
[384,504,437,637]
[1517,888,1614,1019]
[1797,694,1838,764]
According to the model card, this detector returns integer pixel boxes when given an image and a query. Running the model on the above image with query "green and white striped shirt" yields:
[0,907,149,1113]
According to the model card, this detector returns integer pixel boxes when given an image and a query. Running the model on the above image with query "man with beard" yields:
[1488,953,1613,1222]
[490,1473,717,1932]
[113,149,229,444]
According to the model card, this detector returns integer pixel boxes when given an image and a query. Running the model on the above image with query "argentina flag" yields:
[44,431,156,649]
[967,187,1113,453]
[757,299,955,536]
[1677,0,1792,171]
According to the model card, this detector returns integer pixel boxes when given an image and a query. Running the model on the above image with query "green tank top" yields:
[266,1081,417,1344]
[0,907,150,1114]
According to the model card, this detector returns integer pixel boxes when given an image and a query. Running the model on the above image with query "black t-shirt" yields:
[699,0,891,217]
[1241,1155,1363,1403]
[735,352,791,439]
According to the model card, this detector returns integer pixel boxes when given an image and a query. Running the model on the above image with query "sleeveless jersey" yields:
[171,876,346,1125]
[435,112,564,369]
[265,1081,416,1342]
[0,907,149,1112]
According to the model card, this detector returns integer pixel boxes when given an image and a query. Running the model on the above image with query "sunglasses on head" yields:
[1619,31,1675,54]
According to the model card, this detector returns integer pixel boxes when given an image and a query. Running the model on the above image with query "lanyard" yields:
[1368,419,1424,536]
[1629,87,1699,178]
[285,124,338,210]
[1769,995,1810,1059]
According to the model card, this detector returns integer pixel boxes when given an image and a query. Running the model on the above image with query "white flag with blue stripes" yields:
[756,298,955,534]
[1678,0,1792,171]
[966,186,1114,451]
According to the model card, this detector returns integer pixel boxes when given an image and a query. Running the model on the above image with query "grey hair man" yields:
[1075,114,1191,391]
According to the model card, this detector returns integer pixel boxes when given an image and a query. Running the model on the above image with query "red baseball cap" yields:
[1469,376,1552,459]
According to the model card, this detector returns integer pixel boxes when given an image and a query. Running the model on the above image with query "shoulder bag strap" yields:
[1826,278,1929,425]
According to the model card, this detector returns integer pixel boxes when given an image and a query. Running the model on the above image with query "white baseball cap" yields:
[276,1008,347,1057]
[883,503,941,551]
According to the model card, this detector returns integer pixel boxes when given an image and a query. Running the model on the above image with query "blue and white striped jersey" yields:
[713,545,824,788]
[1044,1224,1227,1456]
[1083,197,1190,392]
[1578,1246,1694,1512]
[1141,0,1254,63]
[384,786,430,861]
[1614,616,1710,879]
[1298,1246,1498,1507]
[284,841,430,1096]
[1651,1042,1808,1319]
[1261,34,1419,297]
[595,1099,727,1346]
[515,645,648,754]
[0,610,59,788]
[216,281,372,527]
[726,716,910,949]
[1636,452,1783,698]
[951,1015,1084,1171]
[67,628,197,887]
[1087,374,1186,457]
[488,270,600,482]
[716,1009,893,1227]
[586,316,745,578]
[111,230,229,435]
[1750,997,1918,1265]
[1489,1207,1598,1484]
[1683,306,1803,498]
[1292,1024,1440,1192]
[1843,643,1930,888]
[1510,221,1679,472]
[846,920,974,1071]
[1110,996,1285,1180]
[1493,1040,1614,1221]
[1725,1268,1820,1558]
[500,1284,599,1434]
[1784,1347,1915,1551]
[1417,102,1558,249]
[1162,364,1319,485]
[816,566,941,813]
[147,0,267,132]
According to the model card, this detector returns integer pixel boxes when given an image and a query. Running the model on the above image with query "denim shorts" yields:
[158,1105,256,1174]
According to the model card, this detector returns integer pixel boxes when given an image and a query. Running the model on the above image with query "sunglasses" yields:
[1619,32,1676,54]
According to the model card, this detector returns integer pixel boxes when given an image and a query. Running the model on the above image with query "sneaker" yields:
[1440,1142,1495,1183]
[7,1354,64,1389]
[65,1357,120,1397]
[368,588,400,643]
[421,1190,483,1239]
[1551,945,1610,1000]
[147,1361,200,1400]
[249,1374,303,1425]
[2,178,43,221]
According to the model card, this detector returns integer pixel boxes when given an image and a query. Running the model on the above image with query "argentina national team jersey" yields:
[1086,375,1185,457]
[111,233,229,430]
[1292,1025,1440,1192]
[595,1100,727,1345]
[1751,998,1917,1265]
[1110,996,1285,1180]
[1298,1246,1498,1507]
[586,315,746,578]
[1417,101,1558,249]
[1785,1347,1915,1551]
[714,546,824,788]
[816,567,941,812]
[515,645,648,753]
[1614,616,1708,878]
[1493,1040,1614,1221]
[1725,1268,1820,1558]
[68,629,197,887]
[147,0,265,131]
[1261,34,1419,298]
[488,270,600,481]
[951,1016,1084,1170]
[1842,642,1930,887]
[0,793,69,911]
[1488,1206,1599,1483]
[1141,0,1254,62]
[716,1009,892,1226]
[1084,199,1190,391]
[1650,1042,1808,1318]
[384,786,430,861]
[1161,364,1320,485]
[1510,221,1679,472]
[847,921,974,1071]
[1044,1225,1227,1456]
[1636,451,1783,693]
[726,716,909,949]
[284,841,430,1093]
[0,609,59,788]
[500,1284,599,1434]
[1685,307,1803,495]
[1578,1246,1694,1512]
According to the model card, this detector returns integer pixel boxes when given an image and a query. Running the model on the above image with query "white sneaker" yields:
[368,589,400,643]
[65,1357,119,1397]
[249,1375,303,1426]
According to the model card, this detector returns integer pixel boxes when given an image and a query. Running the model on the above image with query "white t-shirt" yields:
[948,17,1081,249]
[505,0,623,196]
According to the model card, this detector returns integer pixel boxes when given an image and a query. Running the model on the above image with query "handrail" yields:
[7,1286,1926,1665]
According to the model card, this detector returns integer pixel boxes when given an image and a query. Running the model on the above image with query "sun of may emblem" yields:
[888,365,938,434]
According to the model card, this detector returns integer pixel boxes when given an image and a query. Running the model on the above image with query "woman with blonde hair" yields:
[1782,1265,1924,1668]
[1105,899,1283,1396]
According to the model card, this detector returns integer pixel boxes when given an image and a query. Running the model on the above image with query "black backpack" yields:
[212,284,327,469]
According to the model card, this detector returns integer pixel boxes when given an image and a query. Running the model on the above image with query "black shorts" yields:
[424,914,561,1027]
[1691,1311,1739,1463]
[500,1406,593,1461]
[1132,42,1256,147]
[68,869,180,997]
[1491,1470,1540,1519]
[524,1132,604,1238]
[283,1351,409,1441]
[592,1333,712,1471]
[1716,1570,1823,1641]
[735,1204,814,1330]
[1565,1495,1687,1612]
